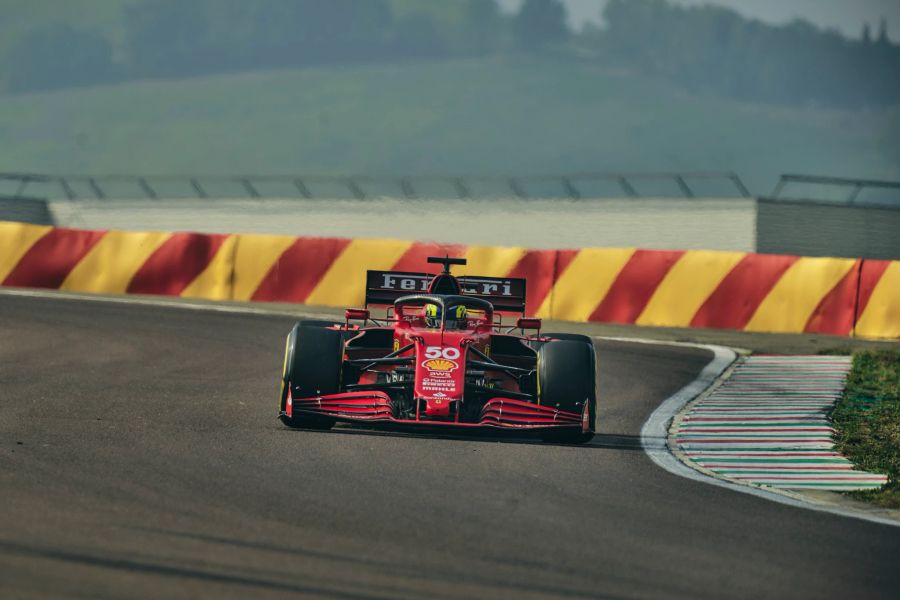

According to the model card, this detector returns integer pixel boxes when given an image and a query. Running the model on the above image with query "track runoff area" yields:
[1,290,899,599]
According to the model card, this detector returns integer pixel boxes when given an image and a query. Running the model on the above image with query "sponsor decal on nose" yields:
[423,358,458,373]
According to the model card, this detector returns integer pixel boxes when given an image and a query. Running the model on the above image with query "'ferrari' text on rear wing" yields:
[365,270,526,313]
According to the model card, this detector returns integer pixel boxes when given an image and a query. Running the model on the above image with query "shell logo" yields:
[423,358,458,372]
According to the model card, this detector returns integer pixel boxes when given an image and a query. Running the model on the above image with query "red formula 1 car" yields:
[277,256,596,443]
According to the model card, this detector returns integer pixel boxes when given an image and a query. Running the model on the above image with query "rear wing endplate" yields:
[365,271,526,313]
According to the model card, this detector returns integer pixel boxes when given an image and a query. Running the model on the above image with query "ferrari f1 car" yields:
[277,256,596,443]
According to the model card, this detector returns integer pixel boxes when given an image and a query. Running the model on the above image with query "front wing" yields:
[285,389,588,432]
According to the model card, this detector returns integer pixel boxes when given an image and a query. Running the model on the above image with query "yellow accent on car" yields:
[424,358,457,372]
[279,334,291,410]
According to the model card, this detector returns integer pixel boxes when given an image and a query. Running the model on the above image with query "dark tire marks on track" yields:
[1,294,898,599]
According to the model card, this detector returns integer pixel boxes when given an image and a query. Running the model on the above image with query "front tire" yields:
[537,340,597,444]
[278,322,343,430]
[543,332,593,345]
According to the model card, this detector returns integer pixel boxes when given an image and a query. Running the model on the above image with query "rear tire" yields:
[295,319,342,329]
[537,340,597,444]
[278,322,343,430]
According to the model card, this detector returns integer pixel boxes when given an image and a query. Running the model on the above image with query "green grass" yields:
[831,350,900,508]
[0,58,898,194]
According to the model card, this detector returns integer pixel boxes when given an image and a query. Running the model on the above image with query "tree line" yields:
[3,0,898,109]
[591,0,900,109]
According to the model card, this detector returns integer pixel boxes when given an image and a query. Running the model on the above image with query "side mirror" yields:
[517,317,541,331]
[345,308,370,323]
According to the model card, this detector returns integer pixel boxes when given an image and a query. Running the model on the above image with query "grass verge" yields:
[831,350,900,508]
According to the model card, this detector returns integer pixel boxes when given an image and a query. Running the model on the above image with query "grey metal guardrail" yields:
[0,171,751,200]
[771,174,900,206]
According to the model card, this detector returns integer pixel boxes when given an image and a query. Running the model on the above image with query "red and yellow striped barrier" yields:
[1,221,897,339]
[0,221,234,300]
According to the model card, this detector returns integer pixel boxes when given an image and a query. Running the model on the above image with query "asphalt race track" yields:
[1,294,898,599]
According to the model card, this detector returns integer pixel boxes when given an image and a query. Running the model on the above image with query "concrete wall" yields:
[757,198,900,260]
[0,195,53,226]
[48,197,757,252]
[38,196,900,260]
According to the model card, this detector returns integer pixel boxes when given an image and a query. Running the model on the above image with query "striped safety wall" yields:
[1,221,898,339]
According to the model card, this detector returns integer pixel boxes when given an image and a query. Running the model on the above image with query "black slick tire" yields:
[543,332,593,345]
[278,322,343,430]
[537,340,597,444]
[295,319,342,329]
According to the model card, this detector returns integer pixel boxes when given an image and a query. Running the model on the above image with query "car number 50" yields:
[424,346,461,360]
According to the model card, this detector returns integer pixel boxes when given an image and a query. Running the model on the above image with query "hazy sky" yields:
[498,0,900,42]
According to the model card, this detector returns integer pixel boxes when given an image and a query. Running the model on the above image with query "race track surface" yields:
[1,294,898,599]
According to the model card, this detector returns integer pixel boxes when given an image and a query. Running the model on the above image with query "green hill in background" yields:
[1,59,897,194]
[0,0,132,60]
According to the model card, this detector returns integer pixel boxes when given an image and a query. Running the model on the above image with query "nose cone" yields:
[414,334,467,418]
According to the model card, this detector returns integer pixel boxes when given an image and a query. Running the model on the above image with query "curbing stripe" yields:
[672,355,888,492]
[636,340,899,527]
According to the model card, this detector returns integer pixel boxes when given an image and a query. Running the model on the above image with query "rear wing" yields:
[458,275,526,313]
[365,271,526,313]
[365,271,431,306]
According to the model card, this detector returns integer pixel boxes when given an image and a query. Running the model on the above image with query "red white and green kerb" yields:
[675,355,888,491]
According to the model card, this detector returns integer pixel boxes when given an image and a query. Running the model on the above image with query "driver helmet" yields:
[424,303,467,329]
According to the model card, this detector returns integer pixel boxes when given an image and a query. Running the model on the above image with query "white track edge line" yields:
[4,288,897,527]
